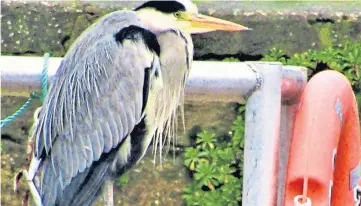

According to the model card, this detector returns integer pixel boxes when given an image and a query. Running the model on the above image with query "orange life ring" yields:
[284,70,361,206]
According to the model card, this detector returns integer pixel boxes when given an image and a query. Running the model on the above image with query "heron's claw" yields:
[14,171,31,206]
[14,136,35,193]
[14,169,24,193]
[21,191,30,206]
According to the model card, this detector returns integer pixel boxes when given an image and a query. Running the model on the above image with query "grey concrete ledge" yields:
[1,1,361,59]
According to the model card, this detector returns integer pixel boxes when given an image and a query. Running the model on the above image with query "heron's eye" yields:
[174,12,182,18]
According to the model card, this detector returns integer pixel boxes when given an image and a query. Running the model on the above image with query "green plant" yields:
[221,57,241,62]
[261,48,287,64]
[115,171,130,189]
[262,40,361,91]
[183,106,245,206]
[196,130,216,150]
[184,147,208,171]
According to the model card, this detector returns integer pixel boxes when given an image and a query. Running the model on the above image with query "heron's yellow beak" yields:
[185,14,251,34]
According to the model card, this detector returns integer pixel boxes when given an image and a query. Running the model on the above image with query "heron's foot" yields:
[14,171,32,206]
[14,137,35,193]
[21,190,30,206]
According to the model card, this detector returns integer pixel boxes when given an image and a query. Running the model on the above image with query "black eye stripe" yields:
[135,1,186,13]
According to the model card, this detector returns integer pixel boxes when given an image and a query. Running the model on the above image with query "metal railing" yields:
[0,56,307,206]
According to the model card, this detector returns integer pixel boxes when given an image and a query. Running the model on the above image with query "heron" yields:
[22,1,250,205]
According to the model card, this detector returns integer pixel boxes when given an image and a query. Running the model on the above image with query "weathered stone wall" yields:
[2,1,361,58]
[1,1,361,205]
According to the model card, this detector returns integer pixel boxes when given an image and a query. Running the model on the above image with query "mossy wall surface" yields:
[1,1,361,205]
[2,1,361,58]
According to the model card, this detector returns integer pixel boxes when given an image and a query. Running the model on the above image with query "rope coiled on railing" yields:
[1,53,49,128]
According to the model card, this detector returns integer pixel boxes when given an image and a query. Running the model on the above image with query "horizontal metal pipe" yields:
[0,56,259,103]
[1,56,62,97]
[0,56,306,103]
[185,61,258,103]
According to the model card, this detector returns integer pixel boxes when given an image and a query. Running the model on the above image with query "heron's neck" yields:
[136,10,177,35]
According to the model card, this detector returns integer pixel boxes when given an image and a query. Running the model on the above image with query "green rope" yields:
[1,53,50,129]
[41,53,50,102]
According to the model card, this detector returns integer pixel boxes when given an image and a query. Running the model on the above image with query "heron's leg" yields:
[14,136,35,193]
[104,179,114,206]
[21,191,30,206]
[23,170,42,206]
[25,136,35,168]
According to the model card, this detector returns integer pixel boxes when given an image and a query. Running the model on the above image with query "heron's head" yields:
[135,0,250,34]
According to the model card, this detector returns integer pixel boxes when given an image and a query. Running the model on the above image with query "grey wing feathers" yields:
[32,11,161,205]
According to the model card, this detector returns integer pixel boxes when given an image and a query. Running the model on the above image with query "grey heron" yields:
[22,1,250,205]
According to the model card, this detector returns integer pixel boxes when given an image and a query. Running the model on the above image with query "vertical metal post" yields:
[277,66,307,206]
[277,104,299,206]
[242,62,282,205]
